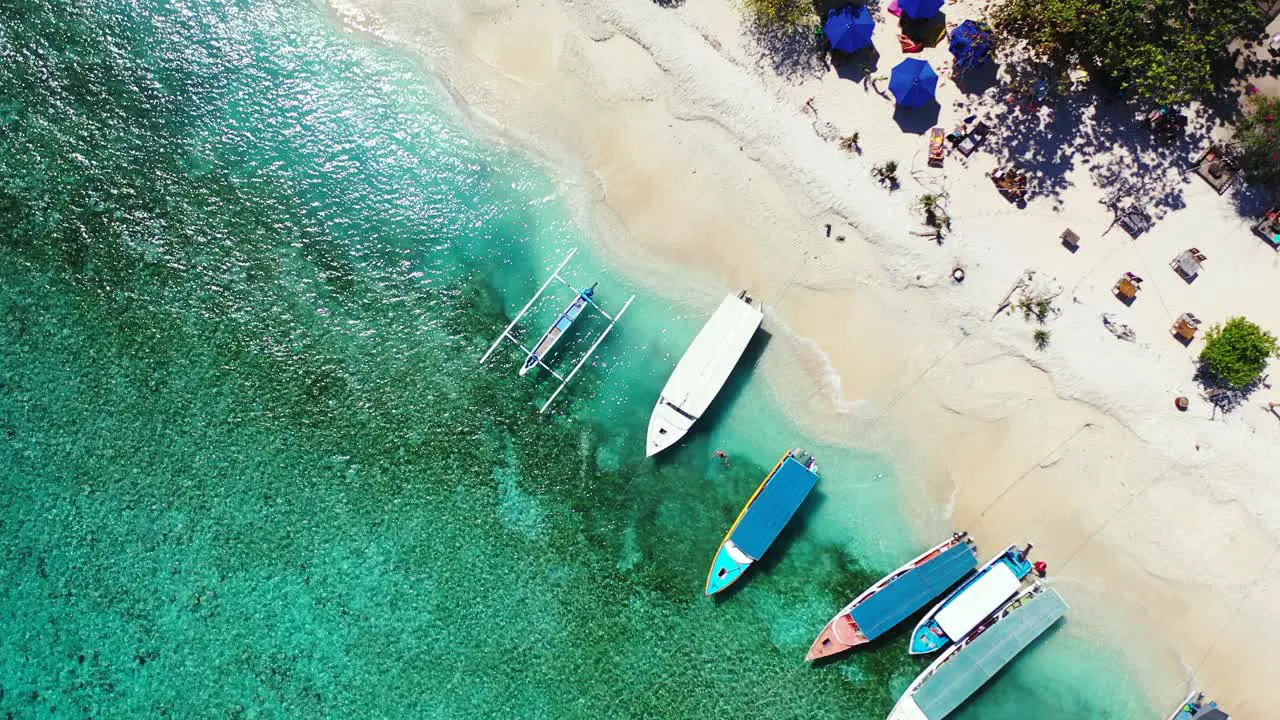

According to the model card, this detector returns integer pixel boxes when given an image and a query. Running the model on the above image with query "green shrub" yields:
[994,0,1262,106]
[1198,317,1279,389]
[916,193,951,232]
[1236,95,1280,187]
[873,160,899,186]
[743,0,813,28]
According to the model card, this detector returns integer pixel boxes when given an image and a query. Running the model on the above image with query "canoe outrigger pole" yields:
[479,248,636,413]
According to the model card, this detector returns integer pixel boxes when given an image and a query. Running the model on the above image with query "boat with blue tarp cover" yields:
[705,449,819,595]
[887,581,1069,720]
[807,532,979,661]
[1167,691,1230,720]
[909,543,1035,654]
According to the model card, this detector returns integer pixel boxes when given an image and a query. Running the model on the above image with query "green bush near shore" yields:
[743,0,814,27]
[993,0,1263,106]
[1236,95,1280,187]
[1199,317,1279,389]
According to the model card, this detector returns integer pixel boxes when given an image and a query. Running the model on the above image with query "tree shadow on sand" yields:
[1194,375,1263,415]
[1194,356,1269,415]
[745,16,828,82]
[1230,181,1276,219]
[971,77,1216,222]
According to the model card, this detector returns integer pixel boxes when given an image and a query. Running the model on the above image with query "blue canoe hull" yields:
[519,287,594,375]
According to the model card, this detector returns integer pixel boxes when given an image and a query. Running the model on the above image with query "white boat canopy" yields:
[934,562,1020,641]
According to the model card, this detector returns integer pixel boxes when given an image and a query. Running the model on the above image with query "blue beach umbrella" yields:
[889,58,938,107]
[949,19,995,70]
[823,6,876,53]
[898,0,944,20]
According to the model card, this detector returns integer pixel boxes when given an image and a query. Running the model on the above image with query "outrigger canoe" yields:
[706,448,819,596]
[807,532,979,661]
[519,283,597,376]
[908,543,1034,655]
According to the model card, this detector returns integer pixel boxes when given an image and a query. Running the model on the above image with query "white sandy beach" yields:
[328,0,1280,713]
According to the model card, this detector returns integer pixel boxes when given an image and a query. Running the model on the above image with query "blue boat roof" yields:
[849,542,979,641]
[729,457,818,560]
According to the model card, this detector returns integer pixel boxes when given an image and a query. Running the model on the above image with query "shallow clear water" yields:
[0,0,1151,717]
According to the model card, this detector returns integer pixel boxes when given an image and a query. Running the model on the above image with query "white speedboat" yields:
[646,292,763,456]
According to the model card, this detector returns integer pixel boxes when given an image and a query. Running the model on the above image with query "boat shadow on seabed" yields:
[650,328,772,469]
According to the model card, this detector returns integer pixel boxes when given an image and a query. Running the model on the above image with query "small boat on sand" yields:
[1167,691,1229,720]
[887,581,1068,720]
[807,532,979,661]
[908,543,1034,654]
[519,283,597,376]
[646,292,763,457]
[705,448,819,596]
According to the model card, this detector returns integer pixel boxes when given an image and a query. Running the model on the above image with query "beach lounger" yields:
[1117,208,1152,238]
[1060,228,1080,251]
[1171,313,1201,344]
[1192,145,1237,195]
[1113,276,1139,304]
[955,122,989,157]
[1253,211,1280,249]
[1171,249,1204,280]
[928,127,945,167]
[992,168,1027,201]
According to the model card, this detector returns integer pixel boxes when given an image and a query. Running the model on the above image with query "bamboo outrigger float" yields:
[479,249,635,413]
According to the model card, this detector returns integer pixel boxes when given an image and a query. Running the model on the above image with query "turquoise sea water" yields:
[0,0,1152,717]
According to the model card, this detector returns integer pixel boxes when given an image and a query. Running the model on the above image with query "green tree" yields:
[994,0,1262,106]
[1198,317,1279,389]
[1236,95,1280,187]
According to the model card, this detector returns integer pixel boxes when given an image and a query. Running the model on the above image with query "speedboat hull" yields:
[646,294,762,456]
